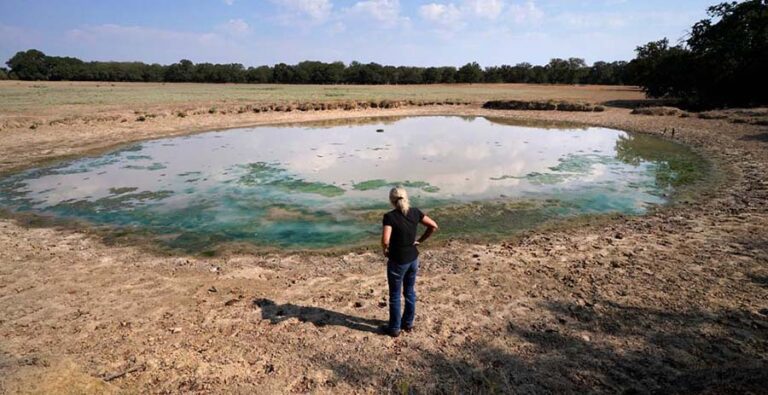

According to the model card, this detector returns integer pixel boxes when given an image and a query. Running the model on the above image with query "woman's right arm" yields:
[417,215,438,244]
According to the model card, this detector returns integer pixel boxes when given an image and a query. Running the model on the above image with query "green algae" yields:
[108,187,139,195]
[123,162,166,171]
[0,116,709,253]
[352,179,440,193]
[237,162,345,197]
[352,179,389,191]
[524,172,573,185]
[47,190,174,218]
[548,154,614,173]
[615,134,707,188]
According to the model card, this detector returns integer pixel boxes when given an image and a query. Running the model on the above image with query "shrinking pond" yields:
[0,116,707,251]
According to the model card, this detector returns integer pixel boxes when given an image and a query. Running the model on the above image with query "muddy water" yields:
[0,116,707,251]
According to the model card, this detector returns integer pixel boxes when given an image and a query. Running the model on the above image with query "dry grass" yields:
[0,81,643,118]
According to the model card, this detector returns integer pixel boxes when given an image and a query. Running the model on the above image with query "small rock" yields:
[378,301,387,308]
[581,334,591,342]
[353,301,363,308]
[208,286,218,293]
[472,253,480,258]
[170,327,182,334]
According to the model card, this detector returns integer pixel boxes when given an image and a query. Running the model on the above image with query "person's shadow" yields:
[253,298,386,334]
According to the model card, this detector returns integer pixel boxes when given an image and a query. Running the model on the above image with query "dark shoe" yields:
[379,325,400,337]
[402,325,414,333]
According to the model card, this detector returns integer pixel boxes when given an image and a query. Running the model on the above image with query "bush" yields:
[484,100,604,112]
[630,106,681,116]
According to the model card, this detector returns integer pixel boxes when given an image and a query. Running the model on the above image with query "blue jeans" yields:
[387,258,418,332]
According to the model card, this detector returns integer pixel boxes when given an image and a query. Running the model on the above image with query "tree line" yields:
[3,1,765,108]
[625,0,767,108]
[2,50,630,86]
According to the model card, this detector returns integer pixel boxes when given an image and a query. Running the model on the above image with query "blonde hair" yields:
[389,187,410,215]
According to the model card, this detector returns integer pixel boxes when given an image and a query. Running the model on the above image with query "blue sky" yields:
[0,0,714,67]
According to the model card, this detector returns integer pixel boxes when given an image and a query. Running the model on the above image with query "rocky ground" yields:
[0,92,767,393]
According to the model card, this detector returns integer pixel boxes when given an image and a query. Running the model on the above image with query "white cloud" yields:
[329,22,346,34]
[464,0,504,19]
[417,0,507,32]
[222,0,235,5]
[507,1,543,24]
[348,0,406,27]
[419,3,462,25]
[271,0,333,21]
[218,18,251,36]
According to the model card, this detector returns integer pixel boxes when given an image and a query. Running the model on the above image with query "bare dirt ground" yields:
[0,82,766,394]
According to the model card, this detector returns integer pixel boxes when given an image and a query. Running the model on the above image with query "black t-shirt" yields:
[383,207,425,264]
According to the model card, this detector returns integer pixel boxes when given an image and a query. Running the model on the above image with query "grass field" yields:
[0,81,644,116]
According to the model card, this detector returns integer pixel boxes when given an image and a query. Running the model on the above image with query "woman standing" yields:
[381,187,438,337]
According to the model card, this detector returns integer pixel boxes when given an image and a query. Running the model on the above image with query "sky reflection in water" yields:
[0,116,704,250]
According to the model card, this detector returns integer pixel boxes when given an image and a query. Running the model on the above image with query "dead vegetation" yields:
[483,100,605,112]
[630,106,682,116]
[629,106,768,126]
[0,98,472,132]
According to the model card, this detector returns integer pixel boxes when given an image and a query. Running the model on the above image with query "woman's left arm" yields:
[381,225,392,257]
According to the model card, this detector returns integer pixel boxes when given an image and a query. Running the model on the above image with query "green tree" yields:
[629,0,768,107]
[272,63,297,83]
[687,0,768,106]
[456,62,483,83]
[246,66,273,83]
[7,49,50,80]
[164,59,195,82]
[438,66,457,83]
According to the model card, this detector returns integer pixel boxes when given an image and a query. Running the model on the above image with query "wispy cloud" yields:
[347,0,409,28]
[218,18,251,36]
[419,3,462,26]
[464,0,505,19]
[506,1,543,25]
[270,0,333,22]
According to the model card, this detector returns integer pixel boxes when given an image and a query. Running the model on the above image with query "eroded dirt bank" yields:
[1,104,767,393]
